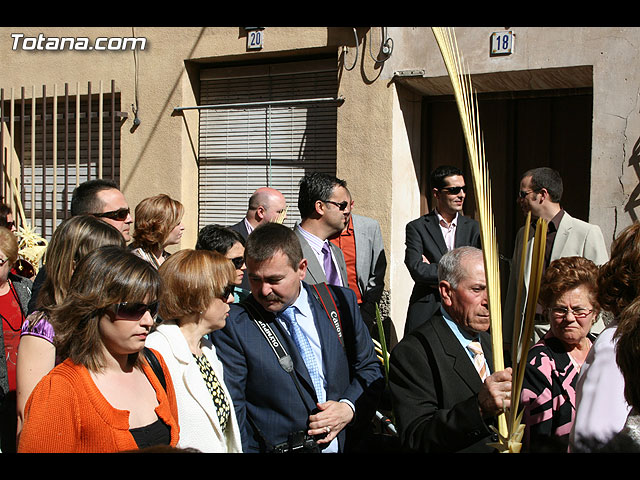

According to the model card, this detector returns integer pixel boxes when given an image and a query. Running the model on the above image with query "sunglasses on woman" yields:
[108,301,159,321]
[229,256,245,269]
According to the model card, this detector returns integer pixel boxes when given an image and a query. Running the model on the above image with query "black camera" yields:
[272,431,320,453]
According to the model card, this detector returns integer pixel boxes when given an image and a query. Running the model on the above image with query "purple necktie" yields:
[321,242,341,286]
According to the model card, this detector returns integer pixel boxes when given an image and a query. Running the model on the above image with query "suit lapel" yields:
[424,213,448,256]
[329,243,349,288]
[307,284,342,387]
[158,324,227,441]
[295,229,326,284]
[432,315,485,393]
[454,216,468,248]
[247,289,333,405]
[550,213,572,261]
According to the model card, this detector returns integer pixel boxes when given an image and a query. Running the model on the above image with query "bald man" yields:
[230,187,287,241]
[230,187,287,290]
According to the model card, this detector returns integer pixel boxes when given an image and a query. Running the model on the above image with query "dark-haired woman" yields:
[16,215,125,436]
[17,246,179,453]
[196,224,249,302]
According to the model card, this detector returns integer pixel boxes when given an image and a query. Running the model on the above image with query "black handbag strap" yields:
[143,347,166,391]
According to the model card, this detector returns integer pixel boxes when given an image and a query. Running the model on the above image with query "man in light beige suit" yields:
[503,167,609,349]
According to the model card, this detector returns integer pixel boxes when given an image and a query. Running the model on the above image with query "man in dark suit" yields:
[294,172,350,287]
[389,246,512,453]
[212,223,383,453]
[229,187,287,241]
[229,187,287,291]
[404,165,481,335]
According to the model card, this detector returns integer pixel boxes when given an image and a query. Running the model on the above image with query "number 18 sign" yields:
[490,30,514,56]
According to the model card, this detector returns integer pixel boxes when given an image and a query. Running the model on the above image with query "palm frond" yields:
[432,25,506,437]
[432,27,550,452]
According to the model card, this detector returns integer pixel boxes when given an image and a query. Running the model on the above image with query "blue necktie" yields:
[280,306,325,403]
[321,242,341,286]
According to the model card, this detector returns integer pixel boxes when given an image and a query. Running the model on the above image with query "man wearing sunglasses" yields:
[70,179,133,242]
[294,173,350,288]
[503,167,609,349]
[404,165,481,335]
[27,179,133,314]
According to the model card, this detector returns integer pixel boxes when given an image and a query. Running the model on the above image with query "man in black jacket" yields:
[403,165,481,335]
[390,246,512,453]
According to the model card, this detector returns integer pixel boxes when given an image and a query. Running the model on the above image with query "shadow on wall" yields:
[624,136,640,223]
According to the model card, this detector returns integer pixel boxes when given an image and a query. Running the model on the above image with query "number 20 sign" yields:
[490,31,514,56]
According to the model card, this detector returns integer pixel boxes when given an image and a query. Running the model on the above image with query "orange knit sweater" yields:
[17,350,180,453]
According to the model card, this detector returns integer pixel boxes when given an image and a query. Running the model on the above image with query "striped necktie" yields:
[280,306,325,403]
[468,340,488,381]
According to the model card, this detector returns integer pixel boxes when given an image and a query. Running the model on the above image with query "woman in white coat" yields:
[146,248,242,452]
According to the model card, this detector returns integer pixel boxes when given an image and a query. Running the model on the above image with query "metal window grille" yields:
[0,80,127,240]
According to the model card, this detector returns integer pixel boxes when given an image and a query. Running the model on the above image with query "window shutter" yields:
[198,58,338,229]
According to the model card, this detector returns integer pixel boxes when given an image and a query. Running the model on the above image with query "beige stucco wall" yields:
[0,27,368,252]
[384,26,640,245]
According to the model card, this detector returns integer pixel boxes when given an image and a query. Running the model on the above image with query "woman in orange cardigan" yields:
[18,245,180,453]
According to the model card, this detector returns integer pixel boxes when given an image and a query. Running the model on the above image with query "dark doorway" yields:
[421,87,593,295]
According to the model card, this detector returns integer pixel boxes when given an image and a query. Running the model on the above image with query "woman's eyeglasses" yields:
[549,306,593,319]
[94,208,130,221]
[108,301,159,321]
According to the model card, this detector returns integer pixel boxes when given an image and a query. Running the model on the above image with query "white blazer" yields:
[146,322,242,453]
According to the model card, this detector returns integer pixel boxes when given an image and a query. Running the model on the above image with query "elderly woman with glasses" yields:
[17,246,179,453]
[520,255,600,452]
[146,249,242,452]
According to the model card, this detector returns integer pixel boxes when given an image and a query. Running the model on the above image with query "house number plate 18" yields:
[490,31,514,56]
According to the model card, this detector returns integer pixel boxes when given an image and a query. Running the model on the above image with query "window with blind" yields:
[198,57,339,229]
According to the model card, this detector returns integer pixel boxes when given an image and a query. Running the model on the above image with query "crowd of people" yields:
[0,166,639,454]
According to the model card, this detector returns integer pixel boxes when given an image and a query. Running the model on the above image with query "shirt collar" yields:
[244,217,254,235]
[281,281,312,320]
[296,224,326,254]
[435,209,459,228]
[440,305,477,348]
